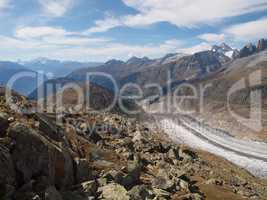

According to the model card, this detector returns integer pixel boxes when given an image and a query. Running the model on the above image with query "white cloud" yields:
[85,18,123,34]
[0,32,186,61]
[0,0,10,9]
[14,26,110,46]
[224,17,267,40]
[39,0,74,17]
[16,26,67,39]
[0,35,40,49]
[87,0,267,32]
[198,33,225,43]
[37,39,184,61]
[181,42,212,54]
[0,30,213,62]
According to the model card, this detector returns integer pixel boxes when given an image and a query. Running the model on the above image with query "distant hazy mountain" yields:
[20,57,103,78]
[0,61,42,96]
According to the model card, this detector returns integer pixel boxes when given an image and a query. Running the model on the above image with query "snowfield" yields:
[156,117,267,177]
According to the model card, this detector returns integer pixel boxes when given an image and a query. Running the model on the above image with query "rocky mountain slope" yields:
[150,43,267,142]
[68,50,230,97]
[190,49,267,142]
[236,39,267,58]
[211,43,238,59]
[0,91,267,200]
[28,78,138,115]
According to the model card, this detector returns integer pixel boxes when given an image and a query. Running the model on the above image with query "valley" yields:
[1,39,267,200]
[1,1,267,199]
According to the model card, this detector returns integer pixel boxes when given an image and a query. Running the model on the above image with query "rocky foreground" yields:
[0,96,267,200]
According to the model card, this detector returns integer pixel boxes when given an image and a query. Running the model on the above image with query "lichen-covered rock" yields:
[128,185,154,200]
[99,183,130,200]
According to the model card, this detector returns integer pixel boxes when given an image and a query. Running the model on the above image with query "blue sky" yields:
[0,0,267,62]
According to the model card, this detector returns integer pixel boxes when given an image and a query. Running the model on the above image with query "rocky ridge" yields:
[0,94,267,199]
[236,38,267,58]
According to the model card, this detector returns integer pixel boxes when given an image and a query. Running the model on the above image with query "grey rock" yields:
[32,195,41,200]
[152,188,171,199]
[179,179,190,192]
[128,185,154,200]
[0,112,9,137]
[121,155,143,188]
[179,147,196,162]
[152,176,176,192]
[99,183,130,200]
[205,178,223,186]
[79,180,98,197]
[45,186,63,200]
[74,158,92,184]
[61,191,88,200]
[8,123,74,188]
[0,144,15,186]
[152,168,179,192]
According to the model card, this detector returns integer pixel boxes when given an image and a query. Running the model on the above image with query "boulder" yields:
[0,183,15,200]
[175,193,203,200]
[152,168,178,192]
[152,188,170,199]
[0,112,9,137]
[0,144,15,187]
[32,195,41,200]
[61,180,97,199]
[74,158,92,184]
[103,170,124,184]
[13,191,40,200]
[121,155,143,189]
[78,180,98,197]
[178,147,196,162]
[152,176,176,192]
[61,191,88,200]
[128,185,154,200]
[7,123,74,188]
[179,179,190,192]
[167,146,180,164]
[99,183,130,200]
[205,178,223,186]
[45,186,63,200]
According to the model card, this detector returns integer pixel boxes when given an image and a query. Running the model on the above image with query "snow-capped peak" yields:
[211,43,237,59]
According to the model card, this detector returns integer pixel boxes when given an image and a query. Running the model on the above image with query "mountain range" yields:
[1,39,267,103]
[0,61,39,96]
[0,59,102,96]
[20,57,103,77]
[1,38,267,200]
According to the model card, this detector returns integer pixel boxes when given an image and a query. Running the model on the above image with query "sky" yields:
[0,0,267,62]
